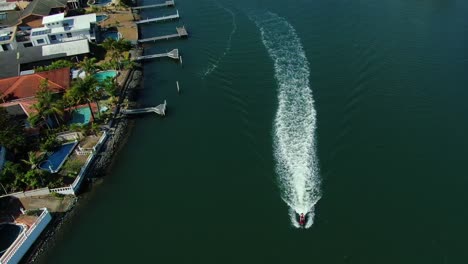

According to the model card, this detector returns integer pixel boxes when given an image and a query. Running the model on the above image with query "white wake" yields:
[203,2,237,77]
[253,12,321,228]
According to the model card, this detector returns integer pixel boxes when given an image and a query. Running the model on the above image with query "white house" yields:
[30,13,97,47]
[0,26,17,52]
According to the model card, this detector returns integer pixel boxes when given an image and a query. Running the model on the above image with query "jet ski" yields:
[298,213,306,227]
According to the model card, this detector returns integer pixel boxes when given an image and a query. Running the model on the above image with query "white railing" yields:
[0,208,52,264]
[49,186,74,195]
[0,131,109,198]
[75,149,93,156]
[71,131,108,192]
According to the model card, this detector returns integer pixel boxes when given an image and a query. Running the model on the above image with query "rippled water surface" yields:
[38,0,468,263]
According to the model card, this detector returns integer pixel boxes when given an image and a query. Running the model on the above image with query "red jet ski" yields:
[299,213,306,227]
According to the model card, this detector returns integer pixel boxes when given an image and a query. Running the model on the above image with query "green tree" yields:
[21,151,44,170]
[35,60,74,72]
[0,162,23,191]
[101,38,117,51]
[29,79,64,128]
[78,57,100,76]
[102,76,118,96]
[0,108,26,153]
[67,75,101,120]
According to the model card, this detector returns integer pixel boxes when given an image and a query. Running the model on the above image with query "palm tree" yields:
[78,57,99,76]
[67,75,101,120]
[102,38,117,51]
[102,76,118,96]
[21,151,44,170]
[29,80,64,128]
[109,50,124,70]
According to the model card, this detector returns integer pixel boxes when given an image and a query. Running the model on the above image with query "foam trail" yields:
[202,2,237,77]
[253,12,321,228]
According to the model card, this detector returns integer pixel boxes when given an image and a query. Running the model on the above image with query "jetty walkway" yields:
[134,49,179,61]
[138,26,187,43]
[121,101,167,116]
[131,0,175,10]
[135,10,179,25]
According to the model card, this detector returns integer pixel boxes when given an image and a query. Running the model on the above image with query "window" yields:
[0,13,6,21]
[50,35,57,41]
[37,39,45,44]
[23,42,33,48]
[66,32,72,38]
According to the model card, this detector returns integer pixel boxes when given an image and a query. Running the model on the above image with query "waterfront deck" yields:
[138,26,188,43]
[135,10,179,25]
[134,49,179,61]
[131,0,175,10]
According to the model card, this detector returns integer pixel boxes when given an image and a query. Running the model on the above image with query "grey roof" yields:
[0,40,90,79]
[0,11,21,27]
[0,0,68,27]
[4,104,26,116]
[21,0,68,18]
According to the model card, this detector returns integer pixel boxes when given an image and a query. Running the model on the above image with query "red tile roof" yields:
[0,67,70,101]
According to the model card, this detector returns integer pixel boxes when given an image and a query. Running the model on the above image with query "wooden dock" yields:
[121,101,167,116]
[138,26,188,43]
[131,0,174,10]
[134,49,179,61]
[135,10,179,25]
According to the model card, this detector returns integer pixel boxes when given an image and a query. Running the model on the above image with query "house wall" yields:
[31,35,51,46]
[50,29,91,43]
[32,29,92,46]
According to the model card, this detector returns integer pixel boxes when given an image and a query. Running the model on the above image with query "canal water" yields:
[37,0,468,263]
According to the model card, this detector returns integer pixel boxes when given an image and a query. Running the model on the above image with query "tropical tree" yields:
[78,57,99,76]
[0,161,24,192]
[21,151,44,170]
[29,79,64,128]
[35,60,74,72]
[102,76,118,96]
[109,50,124,70]
[66,75,101,120]
[0,107,26,153]
[101,38,117,51]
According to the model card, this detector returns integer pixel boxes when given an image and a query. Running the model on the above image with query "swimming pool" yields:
[96,14,109,23]
[101,31,120,40]
[70,107,92,125]
[38,142,78,173]
[93,70,118,83]
[0,223,24,257]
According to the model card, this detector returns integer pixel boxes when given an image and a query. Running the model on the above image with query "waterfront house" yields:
[0,25,16,52]
[0,0,69,29]
[0,67,71,129]
[30,13,97,46]
[0,39,90,78]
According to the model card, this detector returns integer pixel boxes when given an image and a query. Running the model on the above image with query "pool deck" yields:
[96,9,139,41]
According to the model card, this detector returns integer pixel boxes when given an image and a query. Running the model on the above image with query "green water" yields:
[37,0,468,263]
[93,70,118,82]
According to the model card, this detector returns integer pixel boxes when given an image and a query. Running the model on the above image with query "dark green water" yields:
[37,0,468,263]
